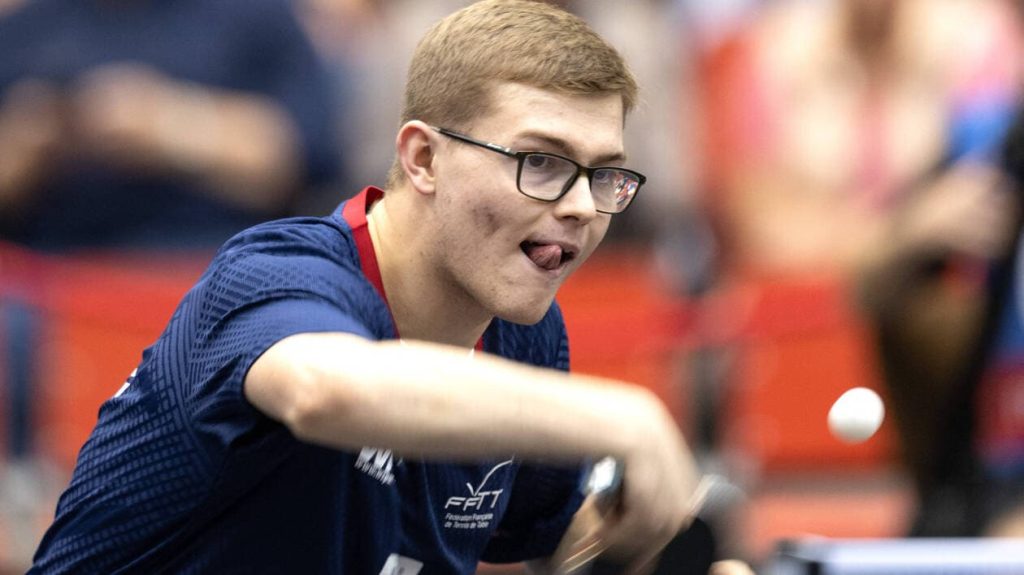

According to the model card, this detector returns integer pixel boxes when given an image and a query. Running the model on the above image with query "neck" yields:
[366,190,491,348]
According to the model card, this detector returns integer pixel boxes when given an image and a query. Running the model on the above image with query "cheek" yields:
[584,219,611,252]
[570,221,611,270]
[469,204,503,238]
[437,174,509,239]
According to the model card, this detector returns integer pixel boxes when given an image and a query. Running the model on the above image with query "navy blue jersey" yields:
[31,187,586,574]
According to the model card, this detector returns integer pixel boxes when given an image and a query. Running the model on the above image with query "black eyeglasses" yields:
[433,126,645,214]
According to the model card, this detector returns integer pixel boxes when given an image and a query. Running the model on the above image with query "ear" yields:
[395,121,439,195]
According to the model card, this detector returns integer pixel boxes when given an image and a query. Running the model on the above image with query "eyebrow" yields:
[515,132,627,166]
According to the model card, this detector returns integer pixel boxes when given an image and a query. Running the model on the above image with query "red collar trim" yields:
[341,186,387,303]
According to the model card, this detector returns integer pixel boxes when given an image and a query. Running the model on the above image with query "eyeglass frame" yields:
[431,126,646,214]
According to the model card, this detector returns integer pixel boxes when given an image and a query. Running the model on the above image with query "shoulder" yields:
[217,215,355,263]
[211,216,355,276]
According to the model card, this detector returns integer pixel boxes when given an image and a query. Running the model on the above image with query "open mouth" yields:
[520,241,577,271]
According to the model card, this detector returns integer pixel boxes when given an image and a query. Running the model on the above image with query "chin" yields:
[493,296,555,326]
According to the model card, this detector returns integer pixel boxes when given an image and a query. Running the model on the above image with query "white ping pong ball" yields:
[828,387,885,443]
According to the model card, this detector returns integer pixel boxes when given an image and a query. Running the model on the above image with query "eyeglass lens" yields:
[518,153,639,213]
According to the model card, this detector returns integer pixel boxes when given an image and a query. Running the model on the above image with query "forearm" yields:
[246,332,655,462]
[156,86,302,211]
[248,331,663,460]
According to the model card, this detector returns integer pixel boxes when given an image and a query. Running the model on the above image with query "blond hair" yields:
[386,0,638,187]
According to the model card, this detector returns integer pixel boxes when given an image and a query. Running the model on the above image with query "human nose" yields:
[553,172,599,222]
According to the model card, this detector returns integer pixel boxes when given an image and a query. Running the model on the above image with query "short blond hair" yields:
[386,0,638,187]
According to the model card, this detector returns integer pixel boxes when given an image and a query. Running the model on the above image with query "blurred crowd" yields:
[3,0,1024,570]
[697,0,1024,542]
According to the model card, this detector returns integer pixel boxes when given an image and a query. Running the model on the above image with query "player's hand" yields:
[598,389,702,574]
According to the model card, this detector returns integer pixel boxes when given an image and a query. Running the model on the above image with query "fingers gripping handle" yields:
[553,458,719,575]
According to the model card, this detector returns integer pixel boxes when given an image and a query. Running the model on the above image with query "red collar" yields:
[341,186,386,302]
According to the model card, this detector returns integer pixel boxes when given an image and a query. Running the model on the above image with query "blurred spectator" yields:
[577,0,716,293]
[701,0,1020,279]
[698,0,1024,536]
[291,0,380,214]
[676,0,762,54]
[937,103,1024,538]
[0,0,344,252]
[295,0,460,208]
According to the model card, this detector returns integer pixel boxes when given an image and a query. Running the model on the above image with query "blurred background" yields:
[3,0,1024,572]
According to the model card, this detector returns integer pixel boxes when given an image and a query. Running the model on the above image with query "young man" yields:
[30,1,703,573]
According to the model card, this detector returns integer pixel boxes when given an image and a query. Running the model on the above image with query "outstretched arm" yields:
[245,332,701,571]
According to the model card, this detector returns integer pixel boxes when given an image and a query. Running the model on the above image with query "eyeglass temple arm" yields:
[432,126,518,158]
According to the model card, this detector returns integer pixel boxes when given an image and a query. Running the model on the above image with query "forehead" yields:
[471,82,626,161]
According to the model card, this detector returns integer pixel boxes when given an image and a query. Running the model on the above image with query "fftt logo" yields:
[443,459,513,511]
[444,490,503,511]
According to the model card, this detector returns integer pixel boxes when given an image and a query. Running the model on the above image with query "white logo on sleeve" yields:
[443,459,514,530]
[378,553,422,575]
[355,447,400,485]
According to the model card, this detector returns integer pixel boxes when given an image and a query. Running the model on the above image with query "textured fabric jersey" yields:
[30,187,586,574]
[0,0,341,250]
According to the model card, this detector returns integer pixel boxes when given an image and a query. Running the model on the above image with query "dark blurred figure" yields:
[860,0,1024,538]
[0,0,343,252]
[861,72,1024,540]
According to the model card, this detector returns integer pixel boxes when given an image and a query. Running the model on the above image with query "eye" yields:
[524,154,557,171]
[592,169,615,185]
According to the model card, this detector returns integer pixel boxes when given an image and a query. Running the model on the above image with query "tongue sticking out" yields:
[523,242,564,271]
